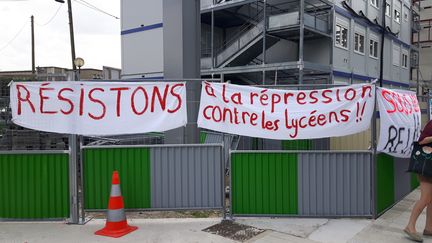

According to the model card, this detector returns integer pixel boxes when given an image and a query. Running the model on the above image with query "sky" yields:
[0,0,120,71]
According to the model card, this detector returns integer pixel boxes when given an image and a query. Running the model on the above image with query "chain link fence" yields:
[0,80,164,150]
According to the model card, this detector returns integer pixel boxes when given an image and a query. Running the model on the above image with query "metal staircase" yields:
[202,2,282,69]
[205,19,280,68]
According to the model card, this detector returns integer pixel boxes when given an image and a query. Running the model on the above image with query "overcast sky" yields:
[0,0,120,71]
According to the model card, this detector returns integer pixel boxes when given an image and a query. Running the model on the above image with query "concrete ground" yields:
[0,189,429,243]
[349,188,430,243]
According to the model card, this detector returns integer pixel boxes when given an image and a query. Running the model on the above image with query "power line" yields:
[36,3,64,26]
[0,21,28,54]
[75,0,119,19]
[73,0,119,19]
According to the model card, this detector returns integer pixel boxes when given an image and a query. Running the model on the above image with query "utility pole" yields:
[67,0,78,224]
[55,0,78,224]
[379,0,386,87]
[54,0,76,71]
[67,0,77,71]
[31,15,35,76]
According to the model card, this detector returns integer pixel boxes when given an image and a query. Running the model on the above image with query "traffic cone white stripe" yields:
[110,185,122,197]
[107,209,127,222]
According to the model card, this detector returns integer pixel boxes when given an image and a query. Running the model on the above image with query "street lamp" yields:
[74,57,84,80]
[55,0,77,71]
[74,57,84,67]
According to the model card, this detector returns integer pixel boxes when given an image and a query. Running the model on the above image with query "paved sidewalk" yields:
[349,188,430,243]
[0,218,234,243]
[0,189,427,243]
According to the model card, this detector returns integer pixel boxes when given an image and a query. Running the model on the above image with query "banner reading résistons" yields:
[10,81,187,135]
[377,87,421,158]
[197,82,375,140]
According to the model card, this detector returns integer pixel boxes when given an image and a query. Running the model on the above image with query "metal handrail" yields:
[214,0,287,54]
[215,14,264,54]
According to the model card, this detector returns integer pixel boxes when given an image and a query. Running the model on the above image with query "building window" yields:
[335,23,348,49]
[393,44,400,66]
[371,0,379,8]
[369,38,378,58]
[402,50,408,68]
[394,9,401,23]
[385,2,391,17]
[354,32,365,54]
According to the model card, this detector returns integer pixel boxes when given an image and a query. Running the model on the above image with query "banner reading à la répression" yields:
[197,82,375,140]
[10,81,187,135]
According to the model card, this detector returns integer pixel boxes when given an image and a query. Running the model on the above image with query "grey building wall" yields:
[304,39,331,65]
[332,2,411,86]
[256,39,299,63]
[120,0,414,86]
[413,0,432,83]
[401,5,411,44]
[351,24,367,75]
[368,30,381,78]
[352,0,366,13]
[385,38,394,81]
[163,0,201,144]
[202,24,224,53]
[121,0,164,79]
[333,14,351,73]
[367,1,381,22]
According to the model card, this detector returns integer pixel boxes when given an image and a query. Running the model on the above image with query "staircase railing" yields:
[204,0,304,67]
[215,10,265,55]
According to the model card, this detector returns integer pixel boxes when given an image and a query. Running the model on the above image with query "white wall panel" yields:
[121,0,163,31]
[121,28,164,77]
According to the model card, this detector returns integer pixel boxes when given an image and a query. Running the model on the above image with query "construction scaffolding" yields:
[412,0,432,93]
[201,0,333,85]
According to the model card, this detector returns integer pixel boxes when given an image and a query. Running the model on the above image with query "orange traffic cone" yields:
[95,171,138,238]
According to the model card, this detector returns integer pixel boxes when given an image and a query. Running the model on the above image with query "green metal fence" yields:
[83,147,151,210]
[376,153,395,215]
[282,140,311,150]
[231,151,416,217]
[231,152,298,215]
[0,152,69,219]
[376,154,420,216]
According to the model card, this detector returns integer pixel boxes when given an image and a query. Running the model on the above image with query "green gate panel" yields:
[282,140,311,150]
[0,153,69,219]
[200,131,207,144]
[84,147,151,210]
[376,153,395,215]
[411,173,419,190]
[231,153,298,215]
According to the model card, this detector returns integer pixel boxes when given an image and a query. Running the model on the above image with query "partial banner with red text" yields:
[377,87,421,158]
[10,81,187,135]
[197,82,375,140]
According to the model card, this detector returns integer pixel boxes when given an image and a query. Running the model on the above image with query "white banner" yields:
[10,81,187,135]
[198,82,375,140]
[377,87,421,158]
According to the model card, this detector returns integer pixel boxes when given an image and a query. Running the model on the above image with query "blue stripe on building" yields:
[121,23,163,35]
[333,70,410,87]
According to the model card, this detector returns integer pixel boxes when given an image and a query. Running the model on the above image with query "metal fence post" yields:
[79,136,87,224]
[371,82,378,219]
[229,150,233,220]
[222,142,227,220]
[69,68,82,224]
[68,134,79,224]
